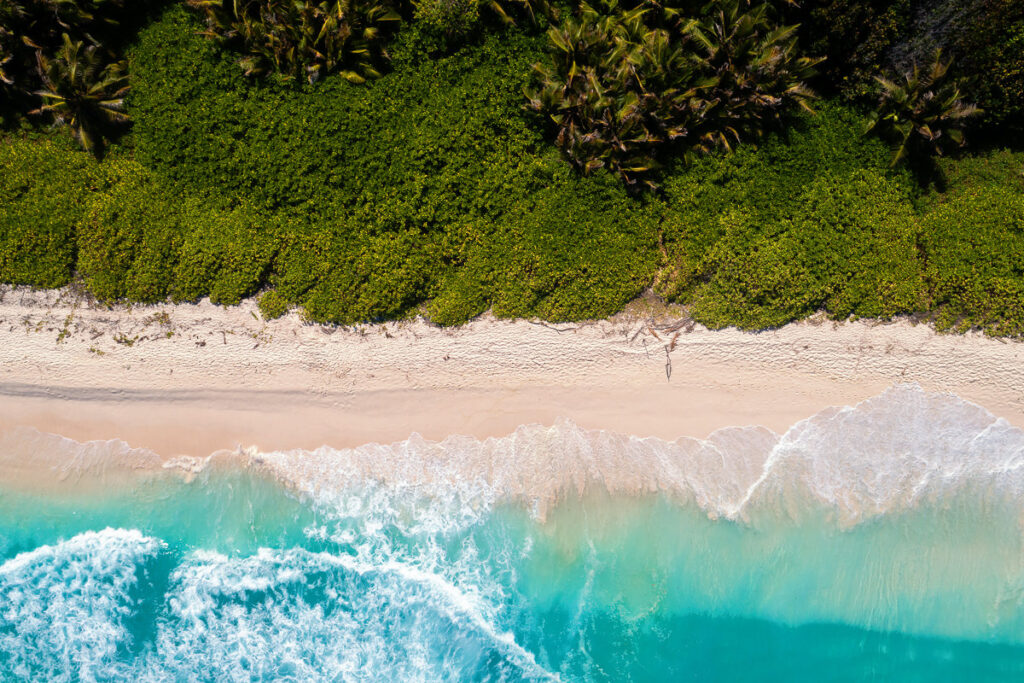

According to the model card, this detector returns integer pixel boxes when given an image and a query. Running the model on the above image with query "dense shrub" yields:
[128,7,658,323]
[688,171,923,329]
[1,3,1023,337]
[173,201,278,304]
[78,161,183,301]
[257,290,290,319]
[474,165,659,322]
[129,7,546,212]
[655,103,922,328]
[921,151,1024,336]
[0,136,97,287]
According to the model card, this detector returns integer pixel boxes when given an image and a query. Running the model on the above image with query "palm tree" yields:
[687,0,819,153]
[32,33,129,155]
[189,0,402,83]
[527,0,819,190]
[0,1,27,92]
[866,50,981,168]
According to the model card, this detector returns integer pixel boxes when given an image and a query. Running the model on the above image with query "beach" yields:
[0,285,1022,458]
[5,285,1024,681]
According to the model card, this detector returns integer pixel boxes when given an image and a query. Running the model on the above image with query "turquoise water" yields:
[2,385,1024,681]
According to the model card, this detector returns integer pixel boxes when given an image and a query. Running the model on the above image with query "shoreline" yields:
[1,286,1023,459]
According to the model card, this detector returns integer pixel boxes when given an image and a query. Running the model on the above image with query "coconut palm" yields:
[527,0,819,190]
[32,33,129,155]
[0,1,27,93]
[866,49,981,167]
[687,0,819,153]
[188,0,402,83]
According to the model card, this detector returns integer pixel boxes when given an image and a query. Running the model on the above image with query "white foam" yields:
[251,384,1024,526]
[148,547,556,682]
[0,528,163,682]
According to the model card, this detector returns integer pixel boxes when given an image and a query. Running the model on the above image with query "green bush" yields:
[656,102,909,298]
[0,136,97,287]
[921,151,1024,336]
[128,8,660,324]
[173,202,278,305]
[654,103,922,329]
[485,167,659,321]
[1,3,1022,339]
[686,170,923,329]
[78,161,183,302]
[257,290,290,319]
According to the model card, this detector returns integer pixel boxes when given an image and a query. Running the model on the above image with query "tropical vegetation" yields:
[1,0,1023,335]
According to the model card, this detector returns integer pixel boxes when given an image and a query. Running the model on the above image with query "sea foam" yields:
[2,384,1024,681]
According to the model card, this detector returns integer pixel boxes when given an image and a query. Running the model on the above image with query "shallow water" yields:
[2,384,1024,681]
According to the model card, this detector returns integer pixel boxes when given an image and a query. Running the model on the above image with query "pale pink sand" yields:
[0,286,1022,458]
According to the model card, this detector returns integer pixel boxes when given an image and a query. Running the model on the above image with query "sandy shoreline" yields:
[0,285,1023,458]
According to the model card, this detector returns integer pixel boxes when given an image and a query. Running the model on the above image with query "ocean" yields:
[2,384,1023,681]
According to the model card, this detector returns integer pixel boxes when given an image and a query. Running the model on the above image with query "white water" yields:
[3,384,1024,681]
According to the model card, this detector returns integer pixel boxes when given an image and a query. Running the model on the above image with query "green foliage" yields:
[865,50,980,169]
[411,0,551,52]
[782,0,910,99]
[77,161,182,301]
[412,0,482,51]
[2,3,1023,339]
[688,171,923,328]
[173,202,278,305]
[950,0,1024,133]
[921,151,1024,336]
[32,34,130,155]
[0,135,97,287]
[186,0,402,83]
[0,129,279,306]
[257,289,290,319]
[526,0,819,190]
[656,103,922,328]
[128,10,655,324]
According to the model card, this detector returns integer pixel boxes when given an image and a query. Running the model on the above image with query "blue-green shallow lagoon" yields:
[2,385,1024,681]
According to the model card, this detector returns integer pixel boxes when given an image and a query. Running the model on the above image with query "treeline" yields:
[1,0,1023,334]
[2,0,1021,164]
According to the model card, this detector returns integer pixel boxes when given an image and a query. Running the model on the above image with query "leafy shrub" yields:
[411,0,482,52]
[655,103,921,328]
[77,161,183,301]
[0,136,97,287]
[173,202,279,305]
[257,290,290,319]
[656,102,907,295]
[921,152,1024,336]
[687,170,923,329]
[3,3,1022,339]
[482,163,659,321]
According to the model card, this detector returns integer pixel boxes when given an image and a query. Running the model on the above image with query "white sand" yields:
[0,285,1022,457]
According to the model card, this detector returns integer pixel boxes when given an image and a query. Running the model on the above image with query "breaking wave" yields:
[2,384,1024,681]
